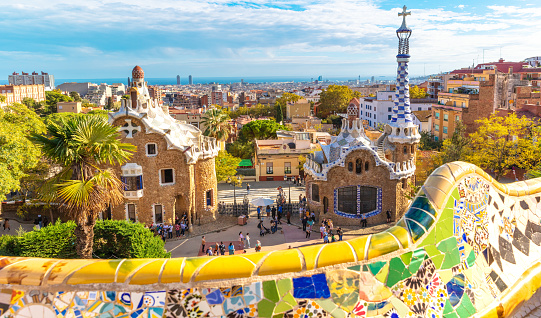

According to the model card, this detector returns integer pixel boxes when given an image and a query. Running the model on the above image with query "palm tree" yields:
[31,115,135,259]
[201,108,231,141]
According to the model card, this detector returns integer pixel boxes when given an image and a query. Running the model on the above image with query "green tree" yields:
[45,91,73,113]
[202,108,231,141]
[105,97,114,110]
[317,85,361,118]
[409,85,428,99]
[215,150,242,182]
[238,119,288,142]
[22,97,50,116]
[226,141,254,159]
[275,104,283,123]
[0,103,45,206]
[69,91,82,102]
[438,121,471,163]
[419,130,443,151]
[30,115,136,258]
[467,113,539,181]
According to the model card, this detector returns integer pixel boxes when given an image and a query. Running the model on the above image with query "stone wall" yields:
[2,162,541,318]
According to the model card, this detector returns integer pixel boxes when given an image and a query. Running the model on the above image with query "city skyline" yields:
[2,0,540,79]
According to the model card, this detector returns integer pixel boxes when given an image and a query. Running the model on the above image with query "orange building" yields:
[0,84,45,105]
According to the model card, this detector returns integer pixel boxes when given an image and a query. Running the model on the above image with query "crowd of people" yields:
[147,214,189,242]
[201,232,262,256]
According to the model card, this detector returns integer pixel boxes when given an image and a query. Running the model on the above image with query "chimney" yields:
[499,58,504,63]
[509,67,513,74]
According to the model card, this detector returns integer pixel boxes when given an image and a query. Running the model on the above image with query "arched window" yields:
[356,159,362,174]
[348,162,353,172]
[403,146,407,154]
[365,162,369,171]
[402,179,407,189]
[411,145,415,153]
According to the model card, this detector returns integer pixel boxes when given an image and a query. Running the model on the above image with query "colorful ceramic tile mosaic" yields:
[2,162,541,318]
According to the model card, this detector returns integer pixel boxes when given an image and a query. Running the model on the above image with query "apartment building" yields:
[0,84,46,105]
[8,71,55,90]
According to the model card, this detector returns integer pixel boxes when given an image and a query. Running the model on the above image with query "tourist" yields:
[174,223,180,237]
[201,236,206,253]
[239,232,244,249]
[206,247,213,256]
[214,242,219,256]
[305,226,311,238]
[323,231,329,243]
[307,218,314,233]
[331,233,336,242]
[278,205,283,219]
[180,222,186,236]
[287,209,291,224]
[3,219,10,231]
[246,183,251,195]
[328,219,334,232]
[257,206,261,219]
[271,206,277,219]
[310,211,315,222]
[219,242,226,255]
[302,195,307,205]
[361,214,368,228]
[168,224,173,239]
[245,233,251,248]
[162,229,167,242]
[299,193,303,203]
[386,210,392,223]
[337,227,343,241]
[228,242,235,255]
[266,205,271,218]
[302,216,307,231]
[255,240,262,252]
[320,224,326,239]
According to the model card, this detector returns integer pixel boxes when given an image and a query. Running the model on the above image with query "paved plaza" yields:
[217,180,306,205]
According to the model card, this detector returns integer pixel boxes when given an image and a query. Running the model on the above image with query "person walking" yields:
[286,209,291,224]
[257,206,261,219]
[201,236,206,253]
[219,242,226,255]
[239,232,244,249]
[245,233,251,248]
[246,183,251,195]
[302,216,307,232]
[266,205,271,218]
[228,242,235,255]
[175,223,180,237]
[271,206,277,219]
[168,224,173,239]
[320,224,326,239]
[305,226,311,238]
[337,227,343,241]
[255,240,262,252]
[3,219,10,231]
[180,222,186,236]
[386,210,392,223]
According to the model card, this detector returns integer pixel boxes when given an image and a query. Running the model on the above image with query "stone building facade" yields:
[107,66,219,230]
[304,8,420,226]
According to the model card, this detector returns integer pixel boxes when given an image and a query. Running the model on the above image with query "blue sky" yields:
[1,0,540,79]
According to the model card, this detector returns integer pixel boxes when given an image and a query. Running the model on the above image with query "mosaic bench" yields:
[1,161,541,318]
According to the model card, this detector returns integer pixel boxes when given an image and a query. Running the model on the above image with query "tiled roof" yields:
[412,110,432,122]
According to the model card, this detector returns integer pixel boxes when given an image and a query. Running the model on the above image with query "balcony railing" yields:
[124,189,144,199]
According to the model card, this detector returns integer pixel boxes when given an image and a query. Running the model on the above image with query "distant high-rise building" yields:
[8,71,55,90]
[176,75,181,85]
[318,75,323,81]
[371,76,375,83]
[241,79,244,86]
[189,75,193,85]
[128,77,131,87]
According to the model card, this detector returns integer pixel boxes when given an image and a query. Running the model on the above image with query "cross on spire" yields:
[399,5,410,18]
[397,5,411,32]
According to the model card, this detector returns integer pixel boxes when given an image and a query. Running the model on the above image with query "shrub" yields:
[0,220,169,259]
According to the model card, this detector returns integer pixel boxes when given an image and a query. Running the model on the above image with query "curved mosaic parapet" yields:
[1,161,541,317]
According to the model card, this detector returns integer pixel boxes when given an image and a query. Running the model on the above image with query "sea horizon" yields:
[0,75,395,86]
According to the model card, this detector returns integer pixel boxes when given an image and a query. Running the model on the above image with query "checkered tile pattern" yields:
[391,61,413,124]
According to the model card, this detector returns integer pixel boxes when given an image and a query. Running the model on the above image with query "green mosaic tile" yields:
[418,228,436,248]
[348,265,361,272]
[431,254,445,269]
[466,250,476,268]
[368,261,386,276]
[329,307,347,318]
[258,298,276,318]
[282,293,297,307]
[277,278,292,297]
[362,265,369,272]
[389,296,410,317]
[400,252,413,265]
[443,299,454,315]
[451,188,460,200]
[375,262,390,283]
[274,300,294,313]
[444,312,459,318]
[272,314,284,318]
[263,280,280,303]
[315,299,338,314]
[437,237,458,254]
[456,294,476,318]
[386,257,407,287]
[99,314,113,318]
[424,244,442,258]
[113,305,126,316]
[441,247,461,270]
[408,249,426,274]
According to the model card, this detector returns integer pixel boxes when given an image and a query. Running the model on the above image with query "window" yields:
[388,115,392,121]
[146,143,157,156]
[121,176,143,191]
[435,124,439,132]
[411,145,415,153]
[374,114,376,119]
[456,115,460,121]
[284,162,291,174]
[337,186,357,215]
[435,136,439,141]
[418,107,422,111]
[312,184,320,202]
[266,162,273,174]
[206,190,213,206]
[127,204,136,222]
[443,114,448,121]
[364,161,369,171]
[374,107,376,111]
[443,126,448,134]
[154,205,163,223]
[388,107,392,112]
[356,159,362,174]
[359,186,377,214]
[435,112,440,119]
[160,169,175,185]
[348,162,353,172]
[403,146,407,154]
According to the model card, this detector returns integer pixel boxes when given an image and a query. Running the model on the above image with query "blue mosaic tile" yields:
[446,274,465,307]
[312,274,331,299]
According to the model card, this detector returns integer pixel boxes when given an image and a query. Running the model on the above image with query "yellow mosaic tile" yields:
[242,251,269,266]
[115,259,155,283]
[0,257,26,271]
[474,166,492,182]
[367,232,400,260]
[129,259,167,285]
[298,244,324,270]
[47,260,98,285]
[524,178,541,195]
[424,173,455,196]
[0,258,57,286]
[431,165,455,182]
[493,181,508,195]
[160,258,184,284]
[346,235,369,261]
[446,162,470,180]
[67,260,122,285]
[316,242,356,268]
[182,257,211,283]
[257,250,302,276]
[384,226,410,249]
[195,256,255,282]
